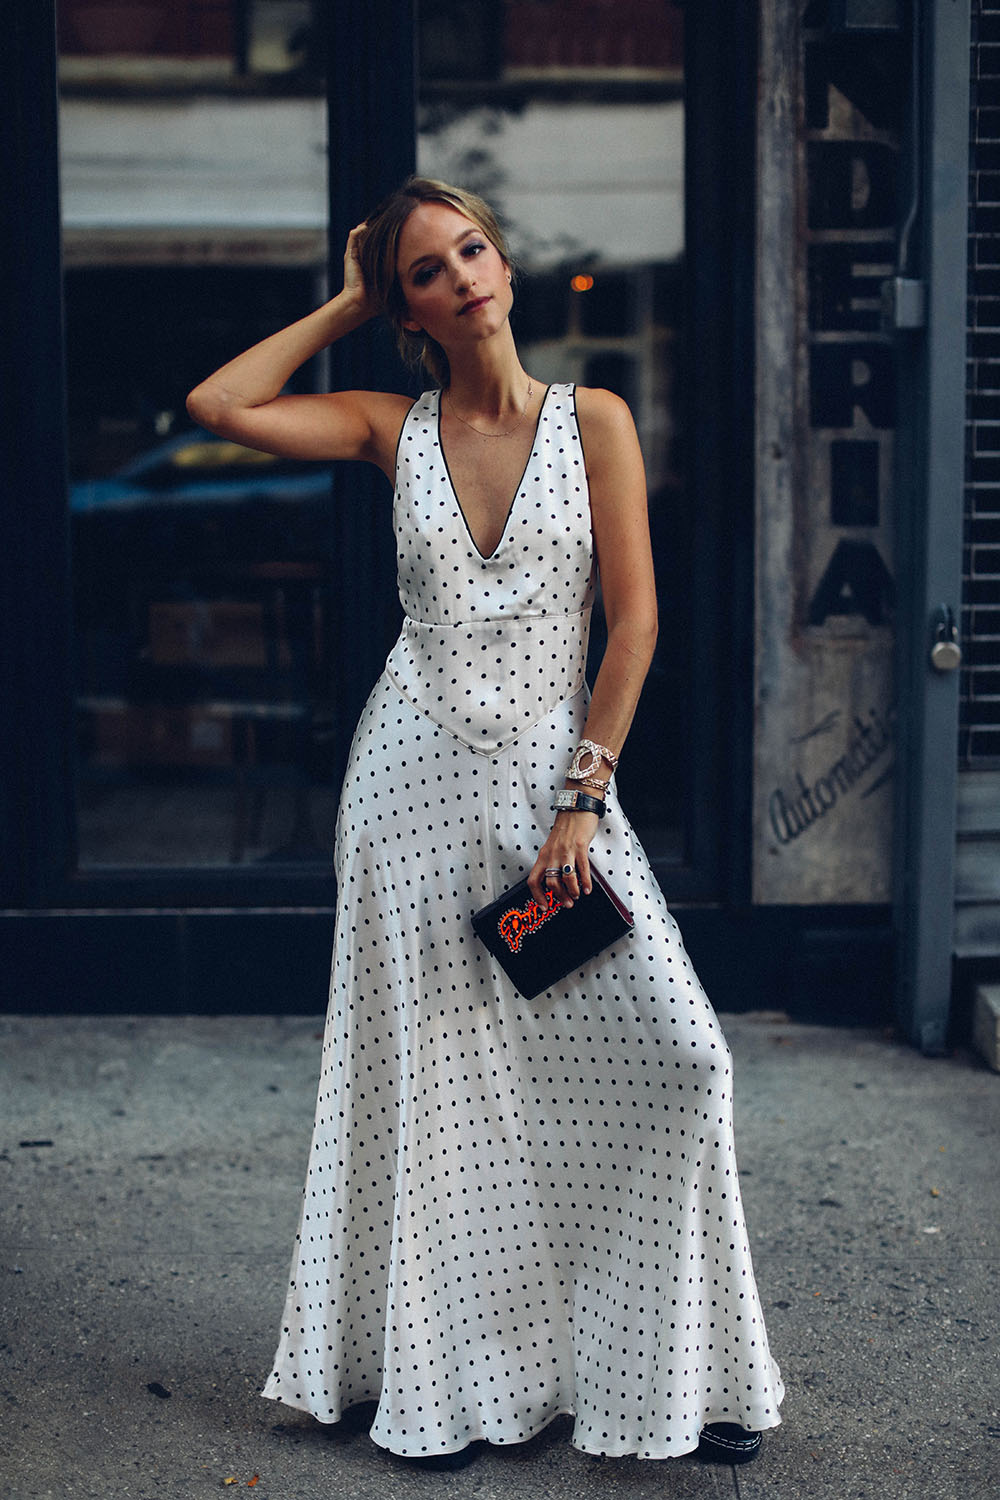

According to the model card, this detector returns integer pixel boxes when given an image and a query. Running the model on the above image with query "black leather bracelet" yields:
[551,789,606,817]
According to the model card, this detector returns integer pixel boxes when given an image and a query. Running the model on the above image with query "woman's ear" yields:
[400,295,423,333]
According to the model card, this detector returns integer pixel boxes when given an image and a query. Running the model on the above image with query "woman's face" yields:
[395,201,512,350]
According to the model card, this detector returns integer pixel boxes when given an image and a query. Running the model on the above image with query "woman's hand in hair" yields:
[343,222,377,321]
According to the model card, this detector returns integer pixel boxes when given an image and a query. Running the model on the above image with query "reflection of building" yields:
[57,3,683,466]
[3,1,998,1054]
[59,0,238,59]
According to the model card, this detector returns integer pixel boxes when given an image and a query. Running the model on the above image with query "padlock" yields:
[929,605,962,673]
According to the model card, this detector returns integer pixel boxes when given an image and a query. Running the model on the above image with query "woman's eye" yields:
[463,242,486,258]
[413,265,439,285]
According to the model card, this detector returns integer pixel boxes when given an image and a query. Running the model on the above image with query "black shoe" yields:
[402,1442,483,1471]
[698,1423,762,1464]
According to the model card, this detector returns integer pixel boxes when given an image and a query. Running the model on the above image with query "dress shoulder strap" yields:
[393,388,440,489]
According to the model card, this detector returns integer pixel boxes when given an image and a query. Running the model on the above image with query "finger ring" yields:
[544,867,561,875]
[562,864,573,875]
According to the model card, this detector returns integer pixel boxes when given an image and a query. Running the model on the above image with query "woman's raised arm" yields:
[185,224,410,477]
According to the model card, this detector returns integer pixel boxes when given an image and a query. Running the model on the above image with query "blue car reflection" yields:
[70,430,334,512]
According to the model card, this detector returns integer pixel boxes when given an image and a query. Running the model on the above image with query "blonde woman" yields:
[188,177,783,1470]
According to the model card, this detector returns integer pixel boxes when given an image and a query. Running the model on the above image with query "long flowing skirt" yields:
[262,676,784,1458]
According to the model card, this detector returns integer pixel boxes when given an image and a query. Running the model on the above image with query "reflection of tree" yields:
[419,103,510,202]
[418,101,590,266]
[419,101,514,188]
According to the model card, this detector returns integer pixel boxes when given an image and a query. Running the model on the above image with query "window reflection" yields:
[71,407,338,867]
[60,4,333,868]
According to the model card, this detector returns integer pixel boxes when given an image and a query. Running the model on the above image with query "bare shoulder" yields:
[573,385,642,468]
[573,385,640,451]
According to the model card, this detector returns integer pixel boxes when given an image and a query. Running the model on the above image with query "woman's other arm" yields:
[574,384,659,760]
[527,386,657,904]
[185,225,409,477]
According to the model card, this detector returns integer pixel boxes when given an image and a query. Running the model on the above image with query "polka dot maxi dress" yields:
[261,384,784,1459]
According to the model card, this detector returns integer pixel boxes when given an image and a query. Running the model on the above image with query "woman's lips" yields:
[458,296,490,315]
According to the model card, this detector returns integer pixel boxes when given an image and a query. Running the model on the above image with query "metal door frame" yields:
[892,0,972,1051]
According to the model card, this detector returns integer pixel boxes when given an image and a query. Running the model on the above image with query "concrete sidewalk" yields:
[1,1012,997,1500]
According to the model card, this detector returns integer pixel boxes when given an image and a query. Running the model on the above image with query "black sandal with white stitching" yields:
[697,1423,762,1464]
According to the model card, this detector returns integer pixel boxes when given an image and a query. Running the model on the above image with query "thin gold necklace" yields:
[446,380,533,438]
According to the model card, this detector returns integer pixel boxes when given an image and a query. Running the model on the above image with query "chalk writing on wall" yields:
[769,706,895,846]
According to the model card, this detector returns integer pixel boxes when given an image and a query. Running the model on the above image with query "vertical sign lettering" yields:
[754,8,904,903]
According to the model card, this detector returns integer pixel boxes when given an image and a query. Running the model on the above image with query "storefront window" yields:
[58,0,689,872]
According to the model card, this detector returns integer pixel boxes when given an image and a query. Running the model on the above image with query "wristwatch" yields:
[551,789,606,817]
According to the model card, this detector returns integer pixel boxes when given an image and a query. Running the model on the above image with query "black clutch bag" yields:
[471,864,634,1000]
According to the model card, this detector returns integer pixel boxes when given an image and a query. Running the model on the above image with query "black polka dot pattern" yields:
[386,385,595,753]
[261,383,784,1459]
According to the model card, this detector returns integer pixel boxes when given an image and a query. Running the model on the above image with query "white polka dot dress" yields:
[261,384,784,1459]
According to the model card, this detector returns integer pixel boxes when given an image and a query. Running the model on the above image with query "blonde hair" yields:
[358,176,515,388]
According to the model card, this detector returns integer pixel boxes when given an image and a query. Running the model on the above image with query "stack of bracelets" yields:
[549,739,618,818]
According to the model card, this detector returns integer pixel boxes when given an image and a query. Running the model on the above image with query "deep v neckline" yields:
[437,385,552,561]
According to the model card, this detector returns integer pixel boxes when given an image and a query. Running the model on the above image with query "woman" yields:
[187,177,783,1468]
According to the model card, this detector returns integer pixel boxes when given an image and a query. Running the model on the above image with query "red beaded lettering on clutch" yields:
[497,890,560,953]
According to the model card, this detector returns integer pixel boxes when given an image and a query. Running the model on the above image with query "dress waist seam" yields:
[401,607,591,632]
[384,672,587,758]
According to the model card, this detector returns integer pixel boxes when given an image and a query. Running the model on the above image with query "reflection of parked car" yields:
[70,430,334,512]
[71,430,340,860]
